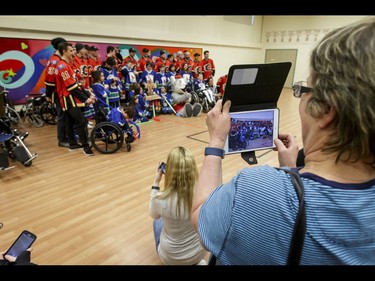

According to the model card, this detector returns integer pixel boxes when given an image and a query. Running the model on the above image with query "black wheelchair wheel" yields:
[7,143,16,160]
[27,114,44,128]
[90,122,124,154]
[40,102,58,125]
[202,99,210,113]
[6,106,22,126]
[127,143,131,152]
[8,150,16,160]
[190,91,199,105]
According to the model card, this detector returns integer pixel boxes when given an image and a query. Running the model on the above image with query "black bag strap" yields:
[209,167,306,266]
[277,167,306,265]
[208,253,216,266]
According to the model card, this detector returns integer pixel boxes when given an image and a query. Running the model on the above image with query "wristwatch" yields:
[204,147,225,159]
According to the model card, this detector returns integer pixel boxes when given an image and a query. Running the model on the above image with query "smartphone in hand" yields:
[4,230,37,258]
[159,162,166,174]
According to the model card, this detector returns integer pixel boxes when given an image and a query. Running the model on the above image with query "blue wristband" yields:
[204,147,225,159]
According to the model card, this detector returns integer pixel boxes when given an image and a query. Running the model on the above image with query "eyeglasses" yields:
[292,81,313,98]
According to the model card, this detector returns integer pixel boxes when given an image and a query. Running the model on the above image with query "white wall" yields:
[261,16,369,83]
[3,16,368,84]
[0,16,265,80]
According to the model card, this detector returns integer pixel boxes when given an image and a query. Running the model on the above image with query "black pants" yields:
[63,107,88,147]
[55,98,67,142]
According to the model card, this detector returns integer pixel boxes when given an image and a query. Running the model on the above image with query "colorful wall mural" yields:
[0,37,202,104]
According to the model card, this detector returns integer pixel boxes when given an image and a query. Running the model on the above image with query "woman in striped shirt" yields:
[192,18,375,265]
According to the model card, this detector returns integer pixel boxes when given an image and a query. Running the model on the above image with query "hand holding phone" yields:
[159,162,166,174]
[4,230,37,259]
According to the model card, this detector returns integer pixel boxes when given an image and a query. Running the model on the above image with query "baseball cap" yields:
[129,47,136,53]
[89,46,99,51]
[51,37,67,50]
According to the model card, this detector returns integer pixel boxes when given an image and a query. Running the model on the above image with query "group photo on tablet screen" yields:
[225,109,279,154]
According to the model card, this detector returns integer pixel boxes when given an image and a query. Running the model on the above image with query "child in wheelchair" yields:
[106,105,140,144]
[89,96,140,154]
[192,73,216,113]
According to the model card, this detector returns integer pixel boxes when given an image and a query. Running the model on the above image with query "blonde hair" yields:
[308,17,375,168]
[158,146,198,218]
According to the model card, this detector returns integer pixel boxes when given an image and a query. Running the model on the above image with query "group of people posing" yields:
[43,38,227,156]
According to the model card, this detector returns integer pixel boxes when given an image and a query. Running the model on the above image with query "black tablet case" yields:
[223,62,292,112]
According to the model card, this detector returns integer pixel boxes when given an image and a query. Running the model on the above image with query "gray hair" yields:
[309,17,375,167]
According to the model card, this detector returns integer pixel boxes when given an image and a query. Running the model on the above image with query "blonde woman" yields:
[149,146,207,265]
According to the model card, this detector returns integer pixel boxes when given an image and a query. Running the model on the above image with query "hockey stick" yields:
[162,94,177,115]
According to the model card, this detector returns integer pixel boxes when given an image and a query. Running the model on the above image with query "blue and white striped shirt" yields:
[198,165,375,265]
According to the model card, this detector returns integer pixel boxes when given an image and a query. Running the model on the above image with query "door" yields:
[265,49,297,88]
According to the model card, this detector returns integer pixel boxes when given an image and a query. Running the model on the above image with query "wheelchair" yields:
[0,117,38,170]
[20,93,58,126]
[18,94,45,128]
[190,87,216,113]
[39,94,58,125]
[89,103,140,154]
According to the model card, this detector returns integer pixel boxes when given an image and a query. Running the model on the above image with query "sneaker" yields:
[192,103,202,117]
[58,141,69,148]
[68,143,83,151]
[185,103,193,117]
[83,147,94,156]
[126,134,134,143]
